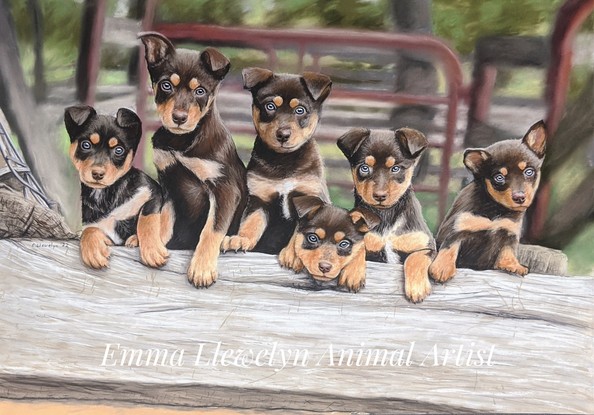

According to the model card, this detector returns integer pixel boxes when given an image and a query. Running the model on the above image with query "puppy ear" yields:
[138,32,175,67]
[301,72,332,103]
[522,120,547,159]
[292,195,325,220]
[64,105,96,140]
[349,208,381,233]
[463,148,491,175]
[242,67,274,90]
[337,128,370,159]
[395,127,428,158]
[116,108,142,147]
[201,47,231,80]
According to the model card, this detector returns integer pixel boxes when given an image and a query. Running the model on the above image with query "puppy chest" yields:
[153,149,223,183]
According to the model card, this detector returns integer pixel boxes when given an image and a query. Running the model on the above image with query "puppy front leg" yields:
[137,198,170,268]
[429,240,460,283]
[80,227,113,269]
[404,251,433,303]
[188,187,239,288]
[278,231,304,272]
[337,244,366,293]
[222,197,267,252]
[495,245,528,276]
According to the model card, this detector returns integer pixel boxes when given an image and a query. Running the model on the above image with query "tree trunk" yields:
[0,0,78,225]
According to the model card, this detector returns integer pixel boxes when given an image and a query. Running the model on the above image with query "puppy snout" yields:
[91,169,105,181]
[172,110,188,125]
[318,261,333,274]
[373,190,388,202]
[276,128,291,143]
[512,192,526,204]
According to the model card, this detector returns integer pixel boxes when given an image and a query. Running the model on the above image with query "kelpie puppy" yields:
[279,196,379,292]
[139,32,247,288]
[221,68,332,254]
[338,128,435,303]
[430,121,547,282]
[65,105,167,269]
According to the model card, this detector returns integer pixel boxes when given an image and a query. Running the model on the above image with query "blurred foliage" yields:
[432,0,565,54]
[156,0,244,25]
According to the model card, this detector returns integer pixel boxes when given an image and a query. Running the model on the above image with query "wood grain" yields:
[0,239,591,413]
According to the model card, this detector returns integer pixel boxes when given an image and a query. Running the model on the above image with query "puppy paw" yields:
[338,269,365,293]
[496,263,529,277]
[405,275,432,303]
[278,246,304,273]
[124,234,139,248]
[140,240,169,268]
[80,227,112,269]
[364,232,385,252]
[221,235,255,252]
[429,261,456,283]
[187,255,217,288]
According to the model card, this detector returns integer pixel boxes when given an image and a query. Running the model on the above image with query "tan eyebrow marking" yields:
[364,156,376,167]
[385,157,396,168]
[334,231,345,243]
[189,78,199,90]
[89,133,100,144]
[518,161,527,170]
[170,73,180,86]
[315,228,326,239]
[500,167,508,176]
[108,137,118,148]
[273,96,284,107]
[289,98,300,108]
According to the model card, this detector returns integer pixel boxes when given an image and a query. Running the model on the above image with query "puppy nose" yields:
[276,128,291,143]
[318,261,333,274]
[92,169,105,181]
[172,110,188,125]
[512,192,526,204]
[373,191,388,202]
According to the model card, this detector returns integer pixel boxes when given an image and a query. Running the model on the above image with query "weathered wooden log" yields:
[0,239,591,413]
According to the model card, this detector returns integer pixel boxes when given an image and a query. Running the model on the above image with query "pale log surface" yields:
[0,239,592,413]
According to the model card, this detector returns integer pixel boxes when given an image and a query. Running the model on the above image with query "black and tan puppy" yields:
[65,105,167,269]
[279,196,379,292]
[430,121,547,282]
[139,32,247,288]
[222,68,332,254]
[338,128,435,303]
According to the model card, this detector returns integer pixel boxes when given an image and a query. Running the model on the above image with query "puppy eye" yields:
[113,146,125,156]
[80,140,92,151]
[391,165,401,173]
[524,167,535,177]
[338,240,351,249]
[358,164,371,175]
[265,102,276,112]
[160,81,173,92]
[493,173,506,184]
[306,233,319,244]
[194,86,207,97]
[294,106,306,115]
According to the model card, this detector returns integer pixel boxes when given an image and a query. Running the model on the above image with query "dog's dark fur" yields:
[278,196,379,292]
[139,32,247,287]
[222,68,332,254]
[430,121,547,282]
[65,105,167,269]
[338,128,435,302]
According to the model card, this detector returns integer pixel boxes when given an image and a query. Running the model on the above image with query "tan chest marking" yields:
[153,149,223,182]
[454,212,522,236]
[247,173,329,203]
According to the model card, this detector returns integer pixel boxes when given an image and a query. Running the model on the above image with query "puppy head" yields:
[338,127,427,208]
[139,31,230,134]
[464,120,547,211]
[65,105,141,189]
[292,196,379,282]
[243,68,332,153]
